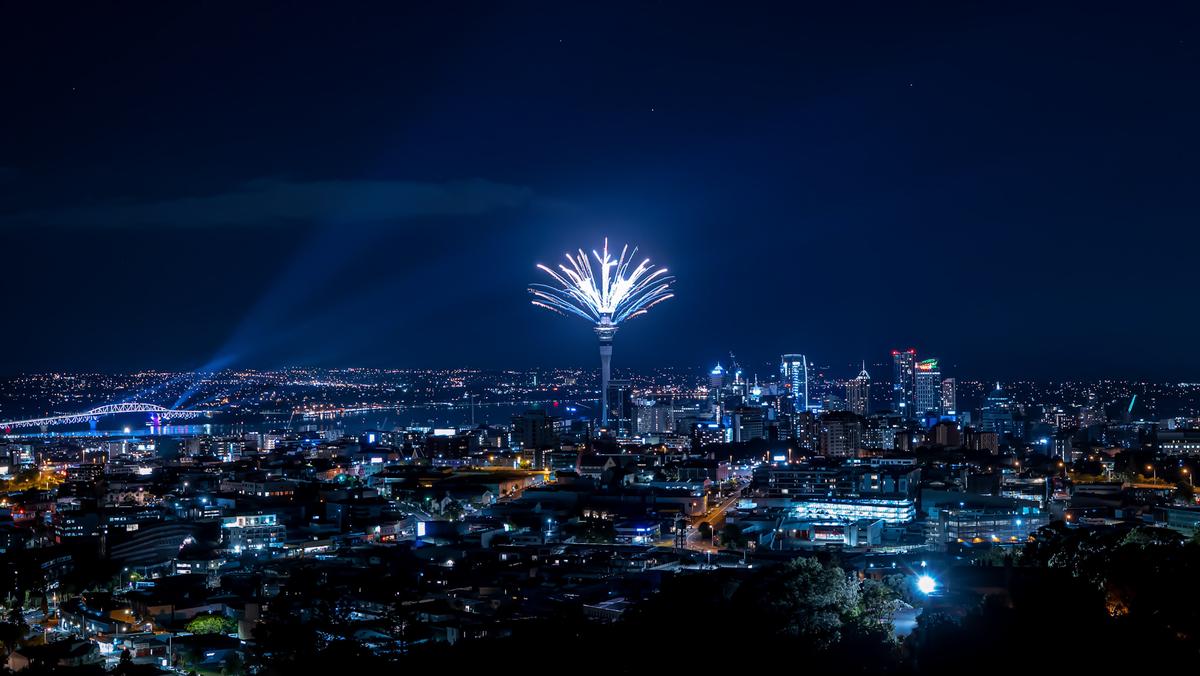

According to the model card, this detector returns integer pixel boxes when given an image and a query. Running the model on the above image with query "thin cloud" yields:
[5,177,536,227]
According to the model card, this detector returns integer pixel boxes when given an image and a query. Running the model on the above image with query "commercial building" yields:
[941,377,957,414]
[731,406,766,442]
[819,412,862,457]
[914,358,942,417]
[792,497,915,524]
[605,379,635,435]
[891,349,916,417]
[923,491,1047,545]
[512,408,559,452]
[781,354,809,413]
[634,398,674,435]
[981,383,1020,442]
[221,513,286,552]
[846,362,871,416]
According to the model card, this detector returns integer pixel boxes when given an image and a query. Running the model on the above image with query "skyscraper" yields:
[846,361,871,416]
[941,377,957,414]
[781,354,808,413]
[1080,389,1104,427]
[914,358,942,416]
[819,411,862,457]
[891,349,916,417]
[606,379,635,435]
[634,398,674,434]
[512,408,560,452]
[981,382,1019,443]
[709,364,726,390]
[708,364,726,417]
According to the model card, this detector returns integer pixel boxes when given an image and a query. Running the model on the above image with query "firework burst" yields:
[529,239,674,325]
[529,239,674,430]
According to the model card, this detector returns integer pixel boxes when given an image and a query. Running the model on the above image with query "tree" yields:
[221,651,245,676]
[882,573,923,607]
[442,499,464,520]
[748,556,861,648]
[8,600,25,632]
[0,622,22,657]
[186,613,236,635]
[720,523,748,551]
[856,578,900,627]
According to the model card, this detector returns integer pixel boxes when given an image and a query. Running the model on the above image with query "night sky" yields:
[2,3,1198,380]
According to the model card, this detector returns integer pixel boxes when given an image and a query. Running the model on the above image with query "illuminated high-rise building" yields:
[891,349,916,417]
[914,358,942,416]
[512,408,560,452]
[780,354,808,413]
[1080,390,1104,427]
[634,398,674,434]
[941,377,957,414]
[981,382,1019,442]
[846,361,871,416]
[731,406,766,442]
[708,364,727,417]
[819,411,862,457]
[709,364,726,390]
[606,379,635,435]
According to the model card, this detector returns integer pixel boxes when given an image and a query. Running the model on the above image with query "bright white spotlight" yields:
[917,574,937,595]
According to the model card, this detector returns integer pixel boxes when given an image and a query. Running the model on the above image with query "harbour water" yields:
[3,399,599,439]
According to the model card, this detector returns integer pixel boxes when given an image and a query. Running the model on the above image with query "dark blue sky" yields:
[1,2,1197,380]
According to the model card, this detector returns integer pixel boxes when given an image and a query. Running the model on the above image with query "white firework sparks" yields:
[529,239,675,325]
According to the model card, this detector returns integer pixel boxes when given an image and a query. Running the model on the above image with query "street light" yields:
[917,575,937,595]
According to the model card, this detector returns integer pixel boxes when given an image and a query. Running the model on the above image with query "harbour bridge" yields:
[0,403,210,431]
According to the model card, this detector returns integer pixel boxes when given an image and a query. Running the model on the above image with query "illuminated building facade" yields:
[781,354,808,413]
[634,398,674,434]
[819,412,862,457]
[605,379,634,435]
[941,377,957,414]
[690,421,727,451]
[792,496,916,524]
[891,349,916,417]
[981,382,1020,441]
[221,513,286,552]
[846,361,871,416]
[512,408,559,451]
[914,358,942,416]
[934,506,1047,544]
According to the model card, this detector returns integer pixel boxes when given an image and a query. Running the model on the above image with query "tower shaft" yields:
[595,317,618,430]
[599,341,612,427]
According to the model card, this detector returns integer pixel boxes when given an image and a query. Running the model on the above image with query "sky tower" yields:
[529,239,675,429]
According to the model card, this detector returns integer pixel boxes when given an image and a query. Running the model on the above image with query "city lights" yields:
[2,4,1197,672]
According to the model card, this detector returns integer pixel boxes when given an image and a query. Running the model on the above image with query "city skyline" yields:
[4,4,1200,379]
[6,4,1200,671]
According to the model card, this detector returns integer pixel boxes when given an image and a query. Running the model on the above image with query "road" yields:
[659,483,745,552]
